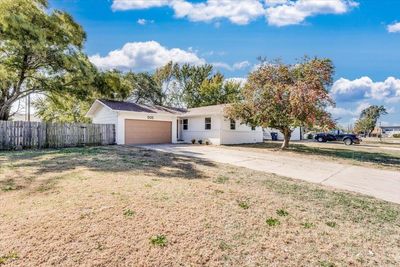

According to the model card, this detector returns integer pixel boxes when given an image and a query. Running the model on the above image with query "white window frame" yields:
[205,117,211,130]
[182,119,188,130]
[230,119,236,130]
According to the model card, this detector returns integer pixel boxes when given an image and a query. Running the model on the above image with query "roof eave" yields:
[117,110,182,117]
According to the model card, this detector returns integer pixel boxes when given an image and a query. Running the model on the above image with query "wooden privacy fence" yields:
[0,121,115,150]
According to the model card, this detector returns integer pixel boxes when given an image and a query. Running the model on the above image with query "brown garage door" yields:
[125,119,172,145]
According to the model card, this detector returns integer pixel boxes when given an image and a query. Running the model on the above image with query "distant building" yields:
[380,126,400,137]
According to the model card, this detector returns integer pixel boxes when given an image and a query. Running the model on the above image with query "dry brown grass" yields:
[0,146,399,266]
[226,141,400,171]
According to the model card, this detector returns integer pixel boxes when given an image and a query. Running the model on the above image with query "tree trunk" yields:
[0,105,11,121]
[281,128,292,150]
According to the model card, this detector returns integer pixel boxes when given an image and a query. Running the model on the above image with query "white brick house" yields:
[86,99,263,145]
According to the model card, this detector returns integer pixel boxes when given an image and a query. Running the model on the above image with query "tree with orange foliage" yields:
[225,57,336,149]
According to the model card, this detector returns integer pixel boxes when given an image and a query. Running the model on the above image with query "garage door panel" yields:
[125,119,172,145]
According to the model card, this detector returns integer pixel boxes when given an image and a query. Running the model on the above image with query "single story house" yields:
[86,99,263,145]
[378,126,400,137]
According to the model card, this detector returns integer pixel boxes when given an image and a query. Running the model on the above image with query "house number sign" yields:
[147,116,154,120]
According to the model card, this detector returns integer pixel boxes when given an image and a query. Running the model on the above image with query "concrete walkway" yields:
[140,144,400,204]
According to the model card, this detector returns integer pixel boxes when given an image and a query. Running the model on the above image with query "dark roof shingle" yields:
[98,99,186,115]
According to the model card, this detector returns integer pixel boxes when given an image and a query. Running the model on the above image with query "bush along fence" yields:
[0,121,115,150]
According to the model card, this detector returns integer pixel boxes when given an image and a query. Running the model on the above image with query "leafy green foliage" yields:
[173,63,241,108]
[150,235,168,247]
[354,105,387,136]
[319,260,336,267]
[266,217,280,226]
[214,176,229,184]
[301,222,315,229]
[326,221,337,228]
[0,251,19,265]
[276,209,289,217]
[33,60,242,122]
[174,64,214,108]
[237,200,250,209]
[196,73,241,107]
[123,209,135,217]
[1,179,19,191]
[225,57,336,149]
[34,70,134,123]
[34,95,91,123]
[0,0,95,120]
[127,72,164,105]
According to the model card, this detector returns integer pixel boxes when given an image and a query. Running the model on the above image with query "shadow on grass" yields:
[230,142,400,168]
[0,146,215,192]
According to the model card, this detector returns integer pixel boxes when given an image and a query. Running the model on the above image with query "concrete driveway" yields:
[140,144,400,204]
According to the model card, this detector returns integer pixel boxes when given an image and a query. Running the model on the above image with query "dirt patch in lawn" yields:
[0,146,399,266]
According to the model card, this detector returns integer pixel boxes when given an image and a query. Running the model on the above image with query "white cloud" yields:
[137,18,154,25]
[137,19,148,25]
[171,0,265,25]
[387,22,400,33]
[226,77,247,86]
[265,0,357,26]
[112,0,170,10]
[212,61,251,71]
[327,101,371,119]
[233,61,251,70]
[265,0,289,6]
[354,101,371,115]
[386,106,396,114]
[112,0,356,26]
[89,41,206,71]
[326,106,354,117]
[331,76,400,103]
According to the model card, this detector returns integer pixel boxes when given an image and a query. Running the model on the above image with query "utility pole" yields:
[27,94,31,122]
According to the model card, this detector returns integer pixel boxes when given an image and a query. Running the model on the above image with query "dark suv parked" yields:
[314,131,361,145]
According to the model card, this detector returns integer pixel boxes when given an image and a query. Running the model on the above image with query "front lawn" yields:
[227,141,400,170]
[0,146,399,266]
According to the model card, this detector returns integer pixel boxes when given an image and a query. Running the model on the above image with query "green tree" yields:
[197,73,241,106]
[34,94,91,123]
[173,63,240,108]
[127,72,164,105]
[174,64,214,108]
[225,58,336,149]
[34,70,133,123]
[0,0,95,120]
[354,105,387,136]
[153,61,182,107]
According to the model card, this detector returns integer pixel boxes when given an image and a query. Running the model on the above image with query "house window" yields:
[230,119,236,130]
[205,117,211,130]
[251,126,256,131]
[182,119,188,130]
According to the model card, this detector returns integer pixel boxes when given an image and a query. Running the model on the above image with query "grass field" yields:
[227,141,400,170]
[1,146,400,266]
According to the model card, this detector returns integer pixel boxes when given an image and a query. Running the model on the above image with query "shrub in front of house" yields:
[191,139,196,144]
[393,134,400,138]
[198,140,203,145]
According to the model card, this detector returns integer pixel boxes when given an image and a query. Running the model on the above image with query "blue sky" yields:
[50,0,400,126]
